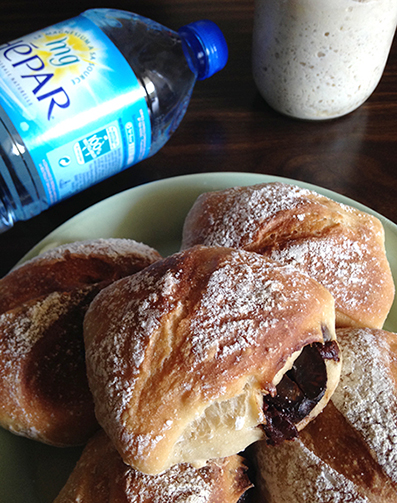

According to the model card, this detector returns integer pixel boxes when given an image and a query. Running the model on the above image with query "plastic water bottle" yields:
[0,8,228,232]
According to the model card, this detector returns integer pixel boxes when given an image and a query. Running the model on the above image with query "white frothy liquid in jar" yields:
[252,0,397,120]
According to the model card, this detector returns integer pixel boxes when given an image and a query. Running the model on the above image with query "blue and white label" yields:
[0,14,151,204]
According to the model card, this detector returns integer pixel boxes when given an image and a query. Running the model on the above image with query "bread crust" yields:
[253,327,397,502]
[0,238,161,446]
[84,245,339,474]
[181,182,395,329]
[0,238,161,315]
[54,429,253,503]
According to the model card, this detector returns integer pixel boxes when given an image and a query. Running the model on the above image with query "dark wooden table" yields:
[1,0,397,279]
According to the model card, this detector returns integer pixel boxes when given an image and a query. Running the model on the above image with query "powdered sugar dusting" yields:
[332,328,397,483]
[188,251,292,364]
[0,291,76,362]
[123,461,215,503]
[85,246,333,472]
[181,248,328,376]
[269,236,371,311]
[87,246,329,407]
[32,238,160,263]
[0,290,87,437]
[195,183,313,248]
[183,182,393,327]
[56,426,250,503]
[255,438,369,502]
[85,268,183,429]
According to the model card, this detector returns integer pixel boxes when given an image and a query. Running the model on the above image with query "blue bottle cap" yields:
[178,20,228,80]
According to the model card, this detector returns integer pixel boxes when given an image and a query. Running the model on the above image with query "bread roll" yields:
[0,238,160,315]
[0,238,161,446]
[84,245,341,475]
[252,327,397,502]
[54,429,253,503]
[181,182,394,329]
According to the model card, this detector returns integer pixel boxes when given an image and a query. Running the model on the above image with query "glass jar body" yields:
[252,0,397,120]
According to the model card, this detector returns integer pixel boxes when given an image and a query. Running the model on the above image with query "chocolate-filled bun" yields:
[0,238,161,446]
[84,245,341,474]
[181,182,395,329]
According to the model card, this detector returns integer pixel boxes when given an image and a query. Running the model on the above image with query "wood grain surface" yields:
[1,0,397,277]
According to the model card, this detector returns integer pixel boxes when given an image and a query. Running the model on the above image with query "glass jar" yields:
[252,0,397,120]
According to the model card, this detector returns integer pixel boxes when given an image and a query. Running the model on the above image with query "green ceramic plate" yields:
[2,172,397,502]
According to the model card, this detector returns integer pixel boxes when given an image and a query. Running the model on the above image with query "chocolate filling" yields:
[262,341,339,446]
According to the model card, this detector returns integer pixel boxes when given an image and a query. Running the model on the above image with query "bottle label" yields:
[0,15,151,204]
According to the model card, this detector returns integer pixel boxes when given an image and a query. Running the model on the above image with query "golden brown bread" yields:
[84,245,341,475]
[181,182,395,329]
[252,327,397,502]
[0,238,161,315]
[54,429,253,503]
[0,238,161,446]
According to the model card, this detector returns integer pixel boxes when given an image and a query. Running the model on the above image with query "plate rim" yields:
[18,171,397,263]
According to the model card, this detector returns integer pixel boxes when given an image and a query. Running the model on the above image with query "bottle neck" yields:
[179,31,208,80]
[178,20,228,81]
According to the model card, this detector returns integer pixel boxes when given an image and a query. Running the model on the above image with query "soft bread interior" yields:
[166,340,341,469]
[169,383,265,468]
[164,348,308,470]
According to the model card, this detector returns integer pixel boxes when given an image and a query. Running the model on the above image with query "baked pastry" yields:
[84,245,341,475]
[181,182,395,329]
[0,238,160,315]
[252,327,397,502]
[0,238,161,446]
[54,429,253,503]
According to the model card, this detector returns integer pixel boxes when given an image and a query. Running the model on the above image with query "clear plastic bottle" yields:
[0,8,228,232]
